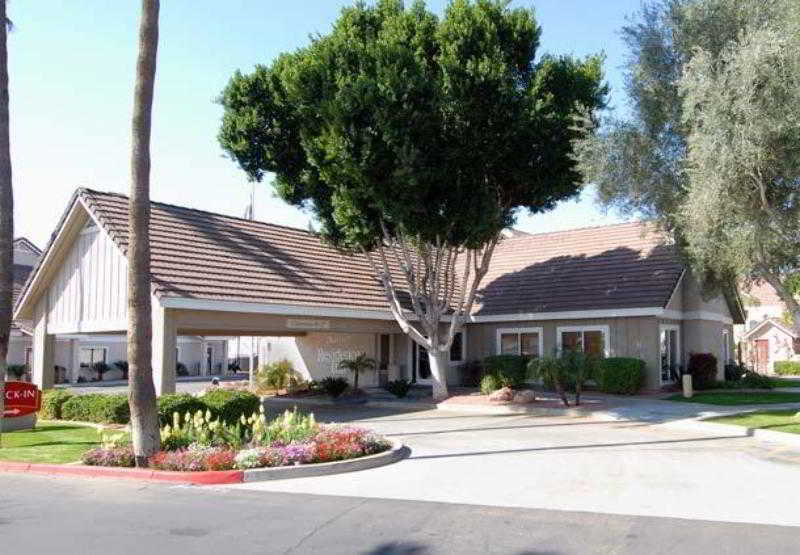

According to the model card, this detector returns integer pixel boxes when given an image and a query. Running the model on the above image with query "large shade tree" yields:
[128,0,160,465]
[575,0,800,331]
[218,0,606,399]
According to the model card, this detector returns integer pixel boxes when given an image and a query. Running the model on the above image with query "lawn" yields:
[665,391,800,405]
[709,410,800,435]
[0,422,101,464]
[768,378,800,388]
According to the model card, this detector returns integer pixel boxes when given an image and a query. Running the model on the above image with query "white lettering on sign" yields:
[5,390,36,401]
[286,319,331,331]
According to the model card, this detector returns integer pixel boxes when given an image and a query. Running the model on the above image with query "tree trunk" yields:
[427,349,450,401]
[0,2,13,443]
[128,0,160,467]
[353,370,359,393]
[554,378,569,407]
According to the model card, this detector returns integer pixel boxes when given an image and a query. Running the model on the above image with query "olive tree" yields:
[218,0,606,399]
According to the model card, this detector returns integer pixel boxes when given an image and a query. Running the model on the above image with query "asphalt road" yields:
[2,473,798,554]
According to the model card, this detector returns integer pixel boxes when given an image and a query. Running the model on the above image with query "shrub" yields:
[384,379,411,398]
[595,357,646,395]
[458,360,483,387]
[92,361,111,382]
[774,361,800,376]
[258,359,297,391]
[319,376,349,398]
[61,393,130,424]
[82,446,136,468]
[40,389,74,420]
[724,363,747,382]
[739,370,773,389]
[687,353,718,390]
[176,362,189,377]
[157,393,208,425]
[480,373,500,395]
[200,389,260,424]
[528,356,570,406]
[113,360,129,380]
[6,364,26,379]
[313,426,390,463]
[482,355,528,388]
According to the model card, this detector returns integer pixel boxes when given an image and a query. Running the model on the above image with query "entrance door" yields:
[411,340,432,384]
[660,325,680,384]
[754,339,769,373]
[206,346,215,374]
[378,334,390,386]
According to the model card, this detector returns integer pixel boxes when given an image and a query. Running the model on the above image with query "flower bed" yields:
[81,408,391,472]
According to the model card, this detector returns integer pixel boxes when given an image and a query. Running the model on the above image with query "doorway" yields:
[754,339,768,373]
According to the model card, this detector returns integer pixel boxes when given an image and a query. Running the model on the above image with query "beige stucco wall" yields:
[743,323,798,374]
[681,272,731,317]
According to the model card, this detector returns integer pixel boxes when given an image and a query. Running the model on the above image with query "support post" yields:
[151,303,177,395]
[31,299,55,391]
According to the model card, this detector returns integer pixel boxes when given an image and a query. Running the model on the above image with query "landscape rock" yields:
[488,387,513,402]
[512,390,536,404]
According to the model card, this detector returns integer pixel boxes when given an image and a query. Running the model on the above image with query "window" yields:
[79,347,107,368]
[496,328,542,358]
[449,332,464,362]
[660,325,680,383]
[556,326,609,358]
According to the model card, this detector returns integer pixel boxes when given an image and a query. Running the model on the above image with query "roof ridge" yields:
[505,220,657,241]
[79,188,318,237]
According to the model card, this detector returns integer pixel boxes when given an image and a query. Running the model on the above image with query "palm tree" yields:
[337,353,376,394]
[0,3,13,444]
[127,0,160,466]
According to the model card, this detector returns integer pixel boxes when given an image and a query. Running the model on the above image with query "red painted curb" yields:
[0,461,244,485]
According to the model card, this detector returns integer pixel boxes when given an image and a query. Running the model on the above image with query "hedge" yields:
[595,357,645,395]
[157,393,209,425]
[61,393,131,424]
[40,389,74,420]
[199,389,260,424]
[687,353,718,390]
[774,361,800,376]
[482,355,528,389]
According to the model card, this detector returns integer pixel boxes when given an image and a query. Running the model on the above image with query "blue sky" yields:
[10,0,642,248]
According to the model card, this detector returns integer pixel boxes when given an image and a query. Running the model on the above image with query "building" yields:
[737,282,799,374]
[14,189,744,394]
[7,234,226,384]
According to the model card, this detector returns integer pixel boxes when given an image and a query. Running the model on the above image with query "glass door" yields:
[660,325,680,384]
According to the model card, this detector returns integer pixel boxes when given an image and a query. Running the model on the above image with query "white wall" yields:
[46,221,128,334]
[745,323,799,374]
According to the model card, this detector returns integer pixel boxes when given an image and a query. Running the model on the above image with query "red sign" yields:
[3,381,41,418]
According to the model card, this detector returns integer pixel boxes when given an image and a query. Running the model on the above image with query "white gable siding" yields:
[46,224,128,334]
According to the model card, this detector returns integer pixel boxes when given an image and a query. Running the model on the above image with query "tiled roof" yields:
[78,190,683,316]
[742,281,784,306]
[473,222,684,315]
[12,264,33,308]
[13,237,42,255]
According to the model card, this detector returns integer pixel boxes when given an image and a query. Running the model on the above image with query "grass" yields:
[0,422,101,464]
[665,391,800,405]
[768,378,800,388]
[708,409,800,435]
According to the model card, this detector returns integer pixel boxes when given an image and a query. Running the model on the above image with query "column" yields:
[32,298,55,390]
[70,339,80,384]
[151,303,177,395]
[200,337,208,376]
[249,336,256,383]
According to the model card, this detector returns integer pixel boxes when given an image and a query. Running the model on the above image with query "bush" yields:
[482,355,528,388]
[200,389,260,424]
[739,370,774,389]
[113,360,129,380]
[40,389,74,420]
[458,360,483,387]
[82,446,136,468]
[319,376,349,398]
[149,446,237,472]
[157,393,208,425]
[595,358,646,395]
[687,353,718,390]
[724,363,747,382]
[258,359,297,391]
[480,374,501,394]
[61,393,130,424]
[774,361,800,376]
[91,362,111,381]
[384,379,411,398]
[6,364,26,379]
[176,362,189,377]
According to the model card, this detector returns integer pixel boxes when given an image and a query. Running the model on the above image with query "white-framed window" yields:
[79,346,107,368]
[659,324,680,384]
[556,325,610,358]
[496,327,543,358]
[722,329,731,364]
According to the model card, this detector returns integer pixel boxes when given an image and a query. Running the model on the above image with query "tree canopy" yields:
[218,0,606,251]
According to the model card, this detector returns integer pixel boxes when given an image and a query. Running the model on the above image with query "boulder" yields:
[512,390,536,404]
[488,386,513,402]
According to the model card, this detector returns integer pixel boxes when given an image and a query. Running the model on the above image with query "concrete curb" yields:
[0,461,244,485]
[658,411,800,448]
[241,439,409,482]
[0,441,409,485]
[262,395,436,412]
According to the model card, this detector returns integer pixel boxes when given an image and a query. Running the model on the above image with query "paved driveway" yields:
[231,401,800,527]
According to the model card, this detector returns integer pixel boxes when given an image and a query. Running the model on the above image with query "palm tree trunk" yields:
[0,2,13,443]
[128,0,160,467]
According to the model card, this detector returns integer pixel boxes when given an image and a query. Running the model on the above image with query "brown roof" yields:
[23,190,686,318]
[742,281,784,306]
[473,222,684,315]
